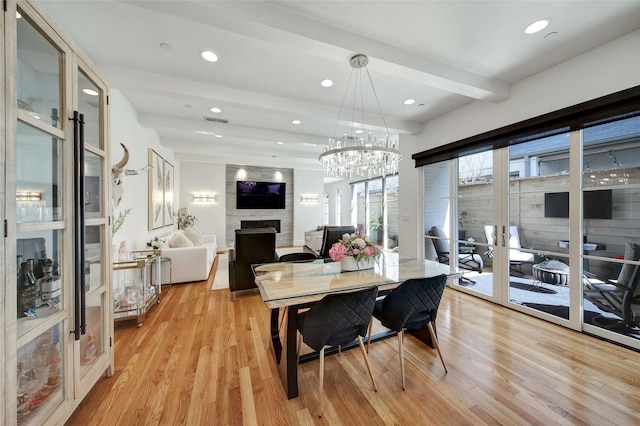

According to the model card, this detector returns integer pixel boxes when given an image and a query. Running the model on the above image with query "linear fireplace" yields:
[240,219,281,233]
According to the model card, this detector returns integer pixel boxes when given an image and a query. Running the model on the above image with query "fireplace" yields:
[240,219,281,233]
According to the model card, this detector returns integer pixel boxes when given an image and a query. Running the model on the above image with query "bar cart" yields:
[113,250,161,326]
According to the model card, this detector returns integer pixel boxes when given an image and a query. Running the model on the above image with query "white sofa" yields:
[159,231,217,284]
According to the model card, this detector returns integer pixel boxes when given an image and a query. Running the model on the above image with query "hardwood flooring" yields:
[66,256,640,425]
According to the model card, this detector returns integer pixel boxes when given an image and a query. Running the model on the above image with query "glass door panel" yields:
[457,151,494,296]
[385,175,399,249]
[368,179,383,244]
[581,115,640,343]
[16,122,62,223]
[353,182,366,232]
[507,133,571,320]
[84,151,104,219]
[16,10,62,130]
[16,230,64,336]
[78,70,102,149]
[79,293,105,374]
[16,321,65,425]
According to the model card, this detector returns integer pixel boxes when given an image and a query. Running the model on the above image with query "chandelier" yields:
[319,54,402,179]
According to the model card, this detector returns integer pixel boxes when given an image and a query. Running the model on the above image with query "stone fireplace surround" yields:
[225,164,293,247]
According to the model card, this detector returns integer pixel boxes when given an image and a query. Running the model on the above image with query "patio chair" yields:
[483,225,535,275]
[583,241,640,328]
[429,226,482,283]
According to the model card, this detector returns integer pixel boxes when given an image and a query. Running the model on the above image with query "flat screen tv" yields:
[236,181,286,209]
[544,190,612,219]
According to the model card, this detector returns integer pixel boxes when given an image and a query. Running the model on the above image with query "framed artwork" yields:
[163,159,174,226]
[148,149,164,230]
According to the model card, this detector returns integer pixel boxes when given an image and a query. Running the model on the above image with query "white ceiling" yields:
[40,0,640,172]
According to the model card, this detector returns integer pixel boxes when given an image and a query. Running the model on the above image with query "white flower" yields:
[353,238,366,248]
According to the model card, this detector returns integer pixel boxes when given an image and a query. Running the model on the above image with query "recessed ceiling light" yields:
[403,98,416,105]
[16,11,21,19]
[525,19,550,34]
[320,79,334,88]
[210,107,222,113]
[200,50,219,62]
[159,43,172,51]
[82,88,99,96]
[292,120,301,125]
[277,141,284,145]
[355,129,364,134]
[214,134,222,138]
[195,130,213,135]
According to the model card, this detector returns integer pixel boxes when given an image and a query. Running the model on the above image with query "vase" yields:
[340,256,375,272]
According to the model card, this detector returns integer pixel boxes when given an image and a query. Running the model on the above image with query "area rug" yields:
[211,253,229,290]
[510,281,557,294]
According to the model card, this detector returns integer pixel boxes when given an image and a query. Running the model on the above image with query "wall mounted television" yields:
[236,181,286,209]
[544,189,612,219]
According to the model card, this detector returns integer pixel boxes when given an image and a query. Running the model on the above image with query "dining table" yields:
[252,252,460,399]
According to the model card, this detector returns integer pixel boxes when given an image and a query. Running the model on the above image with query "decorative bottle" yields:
[17,260,37,318]
[36,259,60,307]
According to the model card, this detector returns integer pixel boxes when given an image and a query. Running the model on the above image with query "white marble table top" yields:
[253,253,459,308]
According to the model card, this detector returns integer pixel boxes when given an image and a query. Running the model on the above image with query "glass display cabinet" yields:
[3,1,113,424]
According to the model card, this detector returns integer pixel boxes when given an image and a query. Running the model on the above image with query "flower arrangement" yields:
[177,213,198,230]
[146,236,166,250]
[329,230,382,265]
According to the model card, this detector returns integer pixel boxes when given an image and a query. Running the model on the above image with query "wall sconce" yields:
[17,191,41,201]
[193,193,216,203]
[300,194,318,204]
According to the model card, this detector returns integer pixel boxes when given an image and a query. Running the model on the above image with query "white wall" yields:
[415,30,640,152]
[293,168,325,246]
[110,89,178,251]
[323,179,352,226]
[400,30,640,259]
[178,160,226,244]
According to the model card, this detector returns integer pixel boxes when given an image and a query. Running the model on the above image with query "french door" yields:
[423,115,640,350]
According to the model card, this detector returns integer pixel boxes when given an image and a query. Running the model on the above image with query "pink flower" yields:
[329,243,348,262]
[363,246,374,256]
[352,248,360,256]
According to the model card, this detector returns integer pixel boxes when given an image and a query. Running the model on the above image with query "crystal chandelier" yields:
[319,54,402,179]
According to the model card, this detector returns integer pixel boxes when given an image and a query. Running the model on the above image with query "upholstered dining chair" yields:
[367,275,448,390]
[297,286,378,418]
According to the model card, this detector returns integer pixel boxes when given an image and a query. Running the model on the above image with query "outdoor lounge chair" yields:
[484,225,535,275]
[429,226,483,283]
[583,241,640,328]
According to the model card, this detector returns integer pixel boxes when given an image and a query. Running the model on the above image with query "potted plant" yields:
[369,214,383,244]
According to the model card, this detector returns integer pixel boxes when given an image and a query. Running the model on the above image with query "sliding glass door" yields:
[422,114,640,349]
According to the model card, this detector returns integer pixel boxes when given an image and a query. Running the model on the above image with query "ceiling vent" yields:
[204,116,228,124]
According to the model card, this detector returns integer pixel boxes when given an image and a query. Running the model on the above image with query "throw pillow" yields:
[183,226,204,246]
[169,230,194,248]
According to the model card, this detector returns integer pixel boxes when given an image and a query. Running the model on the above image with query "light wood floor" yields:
[66,256,640,425]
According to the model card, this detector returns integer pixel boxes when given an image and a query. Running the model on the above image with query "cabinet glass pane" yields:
[17,122,62,223]
[17,322,65,425]
[78,70,102,148]
[84,151,103,219]
[80,293,105,374]
[16,231,63,337]
[85,225,103,292]
[17,10,62,129]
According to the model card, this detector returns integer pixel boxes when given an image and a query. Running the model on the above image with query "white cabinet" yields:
[2,1,113,424]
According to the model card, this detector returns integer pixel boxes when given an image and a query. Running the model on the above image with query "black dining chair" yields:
[278,252,319,262]
[297,286,378,418]
[367,275,448,389]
